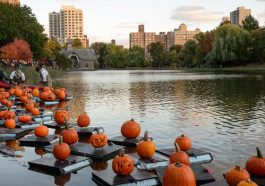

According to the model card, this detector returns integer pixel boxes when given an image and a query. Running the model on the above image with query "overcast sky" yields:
[20,0,265,48]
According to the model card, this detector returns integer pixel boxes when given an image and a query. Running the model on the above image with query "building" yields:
[230,7,251,26]
[49,6,89,48]
[0,0,19,4]
[130,25,156,52]
[155,32,167,49]
[166,31,174,51]
[173,23,200,46]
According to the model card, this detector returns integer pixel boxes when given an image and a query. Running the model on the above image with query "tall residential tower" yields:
[0,0,19,4]
[230,7,251,26]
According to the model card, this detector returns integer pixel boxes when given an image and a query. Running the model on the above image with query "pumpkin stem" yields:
[143,131,149,141]
[64,117,69,130]
[175,162,182,167]
[59,136,63,144]
[119,149,125,157]
[181,134,185,137]
[174,143,181,152]
[131,118,134,121]
[235,165,241,170]
[256,147,263,158]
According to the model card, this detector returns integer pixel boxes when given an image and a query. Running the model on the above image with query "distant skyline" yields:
[20,0,265,48]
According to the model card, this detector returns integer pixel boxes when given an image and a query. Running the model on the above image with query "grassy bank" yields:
[1,66,66,87]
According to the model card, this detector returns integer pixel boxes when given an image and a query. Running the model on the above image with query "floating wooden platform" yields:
[75,127,104,138]
[155,164,216,185]
[43,121,66,129]
[0,128,31,141]
[16,121,40,129]
[156,147,213,165]
[108,136,143,147]
[19,135,59,147]
[28,155,90,175]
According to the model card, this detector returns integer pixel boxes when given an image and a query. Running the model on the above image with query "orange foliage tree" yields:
[0,39,33,61]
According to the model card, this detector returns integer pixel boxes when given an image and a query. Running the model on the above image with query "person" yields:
[35,64,52,87]
[10,66,25,85]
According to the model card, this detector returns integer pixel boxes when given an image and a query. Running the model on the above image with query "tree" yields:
[243,15,259,32]
[43,39,62,60]
[0,3,47,60]
[147,42,167,67]
[90,42,107,68]
[0,39,33,61]
[249,28,265,63]
[55,53,72,70]
[72,38,83,48]
[168,45,182,67]
[208,24,249,66]
[124,46,146,67]
[104,44,125,68]
[178,40,197,67]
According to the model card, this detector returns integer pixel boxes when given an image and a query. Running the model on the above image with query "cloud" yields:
[116,22,145,29]
[258,10,265,17]
[170,6,224,23]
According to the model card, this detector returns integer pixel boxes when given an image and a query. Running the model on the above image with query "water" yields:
[1,70,265,185]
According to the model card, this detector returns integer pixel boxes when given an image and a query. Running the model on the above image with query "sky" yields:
[20,0,265,48]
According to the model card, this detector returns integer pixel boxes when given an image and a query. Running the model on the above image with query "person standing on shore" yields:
[10,65,25,85]
[35,65,52,87]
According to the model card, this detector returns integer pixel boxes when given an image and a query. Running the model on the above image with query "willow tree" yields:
[209,24,249,66]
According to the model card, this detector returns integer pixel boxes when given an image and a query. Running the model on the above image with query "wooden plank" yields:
[108,136,142,147]
[43,121,66,129]
[0,128,31,141]
[75,127,104,138]
[19,135,59,147]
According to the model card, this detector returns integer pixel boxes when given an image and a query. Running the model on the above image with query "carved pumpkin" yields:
[4,118,16,129]
[246,147,265,177]
[112,149,134,175]
[53,137,71,161]
[225,165,250,186]
[90,129,108,148]
[39,92,56,101]
[237,179,258,186]
[175,134,192,152]
[170,143,190,165]
[61,123,79,145]
[4,110,16,119]
[121,119,141,139]
[55,89,66,100]
[31,107,40,116]
[54,110,70,125]
[77,114,90,127]
[15,88,23,97]
[91,161,108,171]
[163,163,196,186]
[136,131,155,159]
[34,125,49,137]
[18,115,32,123]
[32,88,39,97]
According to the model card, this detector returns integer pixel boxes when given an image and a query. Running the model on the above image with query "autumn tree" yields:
[0,39,33,61]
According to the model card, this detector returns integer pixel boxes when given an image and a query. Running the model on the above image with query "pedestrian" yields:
[10,65,25,85]
[35,64,52,87]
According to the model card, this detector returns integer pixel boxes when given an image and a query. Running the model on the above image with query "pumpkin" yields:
[57,101,67,109]
[18,115,32,123]
[4,118,16,129]
[163,162,196,186]
[34,125,49,137]
[246,147,265,177]
[31,107,40,116]
[77,114,90,127]
[237,179,258,186]
[0,110,7,119]
[32,88,39,97]
[55,89,66,100]
[112,149,134,175]
[61,123,79,145]
[175,134,192,152]
[224,165,250,186]
[90,129,108,148]
[8,88,16,95]
[39,92,56,101]
[91,161,108,171]
[20,95,28,103]
[6,101,13,108]
[136,131,155,159]
[4,110,16,119]
[121,118,141,139]
[43,86,53,93]
[169,143,190,165]
[54,110,70,125]
[15,88,23,97]
[25,101,34,112]
[0,98,8,105]
[53,137,71,161]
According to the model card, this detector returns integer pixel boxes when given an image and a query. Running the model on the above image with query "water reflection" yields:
[61,70,265,177]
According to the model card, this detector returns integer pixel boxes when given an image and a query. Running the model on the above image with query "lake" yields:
[1,70,265,185]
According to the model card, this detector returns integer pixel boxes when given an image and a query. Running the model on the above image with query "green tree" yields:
[249,28,265,63]
[178,40,197,67]
[147,42,167,67]
[72,38,83,48]
[55,53,72,70]
[168,45,182,67]
[242,15,259,32]
[90,42,107,68]
[104,44,125,68]
[208,24,249,66]
[0,3,48,60]
[124,46,146,67]
[43,39,62,60]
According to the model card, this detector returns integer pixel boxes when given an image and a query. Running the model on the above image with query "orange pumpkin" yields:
[0,98,8,105]
[136,131,155,159]
[237,179,258,186]
[175,134,192,152]
[61,123,79,145]
[15,88,23,97]
[53,137,71,161]
[121,119,141,139]
[163,163,196,186]
[0,110,7,119]
[246,147,265,177]
[18,115,32,123]
[39,92,56,101]
[20,95,28,103]
[25,101,34,112]
[90,129,108,148]
[225,165,250,186]
[4,118,16,129]
[77,114,90,127]
[4,110,16,119]
[112,149,134,175]
[31,107,40,116]
[170,143,190,165]
[8,88,16,95]
[6,101,13,108]
[34,125,49,137]
[54,110,70,125]
[35,147,47,156]
[32,88,39,97]
[43,86,53,93]
[55,89,66,100]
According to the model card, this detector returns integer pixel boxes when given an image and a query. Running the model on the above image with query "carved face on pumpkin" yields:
[90,132,108,148]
